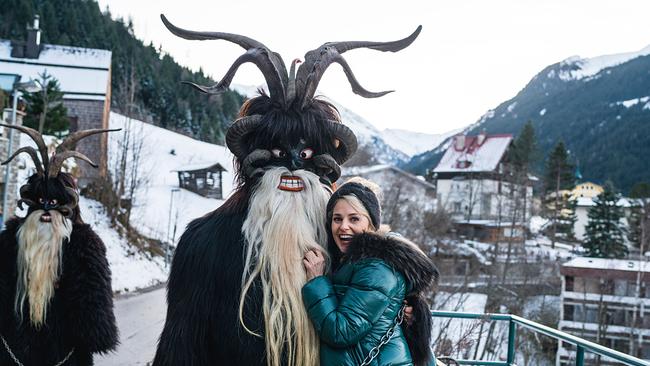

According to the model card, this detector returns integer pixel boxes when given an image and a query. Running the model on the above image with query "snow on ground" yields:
[79,196,167,293]
[108,112,235,243]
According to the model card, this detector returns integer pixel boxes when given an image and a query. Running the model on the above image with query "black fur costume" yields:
[153,15,422,366]
[0,218,118,366]
[0,124,118,365]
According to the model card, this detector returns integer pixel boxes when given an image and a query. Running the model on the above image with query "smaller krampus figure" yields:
[0,125,119,366]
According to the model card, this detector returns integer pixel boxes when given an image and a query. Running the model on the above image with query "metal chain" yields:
[360,304,406,366]
[1,333,74,366]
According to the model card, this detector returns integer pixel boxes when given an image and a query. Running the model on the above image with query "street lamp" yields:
[0,74,42,226]
[166,187,181,267]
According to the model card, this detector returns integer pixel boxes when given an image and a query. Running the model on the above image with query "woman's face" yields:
[331,199,372,254]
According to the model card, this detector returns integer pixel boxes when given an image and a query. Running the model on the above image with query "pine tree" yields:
[22,71,68,135]
[628,182,650,250]
[544,141,576,247]
[583,183,628,258]
[511,120,538,170]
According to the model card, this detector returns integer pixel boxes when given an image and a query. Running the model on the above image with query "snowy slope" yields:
[381,128,459,157]
[558,44,650,81]
[108,113,236,243]
[79,196,168,293]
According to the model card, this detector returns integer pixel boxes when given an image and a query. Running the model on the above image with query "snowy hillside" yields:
[557,44,650,81]
[381,128,460,156]
[108,113,236,243]
[232,84,409,165]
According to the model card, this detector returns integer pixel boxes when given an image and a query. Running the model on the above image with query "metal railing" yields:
[431,310,650,366]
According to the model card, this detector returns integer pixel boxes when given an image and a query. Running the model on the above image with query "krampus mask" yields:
[161,15,421,188]
[1,124,118,223]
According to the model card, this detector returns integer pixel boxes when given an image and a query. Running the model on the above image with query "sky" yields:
[97,0,650,135]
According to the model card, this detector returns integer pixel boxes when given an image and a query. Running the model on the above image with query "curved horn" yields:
[20,184,31,198]
[313,153,342,183]
[17,198,36,210]
[180,48,286,101]
[325,120,358,164]
[242,149,272,178]
[286,58,301,105]
[2,147,44,176]
[0,123,49,172]
[295,25,422,108]
[65,187,79,207]
[161,14,288,105]
[48,151,98,178]
[56,128,121,154]
[225,115,263,159]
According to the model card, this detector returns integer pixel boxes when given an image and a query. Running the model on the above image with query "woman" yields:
[302,178,438,366]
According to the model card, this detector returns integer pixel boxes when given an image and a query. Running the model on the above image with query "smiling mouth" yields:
[338,234,353,243]
[278,175,304,192]
[40,213,52,223]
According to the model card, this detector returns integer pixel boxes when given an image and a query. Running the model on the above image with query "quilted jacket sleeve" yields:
[302,259,402,348]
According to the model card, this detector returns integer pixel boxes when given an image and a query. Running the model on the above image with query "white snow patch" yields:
[381,128,460,157]
[79,196,168,293]
[558,44,650,81]
[539,108,547,116]
[108,112,235,242]
[507,102,517,113]
[614,96,650,108]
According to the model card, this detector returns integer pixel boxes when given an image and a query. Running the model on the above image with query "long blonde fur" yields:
[240,167,330,366]
[15,209,72,328]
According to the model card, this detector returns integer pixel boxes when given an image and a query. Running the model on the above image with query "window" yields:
[452,202,462,213]
[563,304,574,321]
[565,276,574,291]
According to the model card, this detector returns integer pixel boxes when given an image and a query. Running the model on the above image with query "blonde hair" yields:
[16,209,72,328]
[336,195,376,232]
[240,167,330,366]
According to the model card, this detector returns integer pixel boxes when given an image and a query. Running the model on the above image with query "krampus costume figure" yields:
[0,126,118,366]
[153,15,421,366]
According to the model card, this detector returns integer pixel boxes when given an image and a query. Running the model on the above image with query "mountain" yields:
[381,128,459,157]
[404,45,650,193]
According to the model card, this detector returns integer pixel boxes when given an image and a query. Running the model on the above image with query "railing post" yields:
[507,318,516,365]
[576,345,585,366]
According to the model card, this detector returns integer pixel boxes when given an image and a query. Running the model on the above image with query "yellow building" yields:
[570,182,603,199]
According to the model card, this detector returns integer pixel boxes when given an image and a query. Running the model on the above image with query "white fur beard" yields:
[240,167,331,366]
[15,209,72,328]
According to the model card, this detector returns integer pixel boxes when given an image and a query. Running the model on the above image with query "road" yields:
[96,286,167,366]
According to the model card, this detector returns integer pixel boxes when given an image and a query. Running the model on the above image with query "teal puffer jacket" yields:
[302,232,438,366]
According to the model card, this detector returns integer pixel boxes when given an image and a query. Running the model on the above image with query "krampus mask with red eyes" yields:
[161,15,421,187]
[1,124,119,221]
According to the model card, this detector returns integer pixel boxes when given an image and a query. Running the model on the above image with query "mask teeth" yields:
[278,176,305,191]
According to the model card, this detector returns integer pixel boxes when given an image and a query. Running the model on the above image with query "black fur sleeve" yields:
[63,224,118,354]
[0,219,21,327]
[152,215,219,366]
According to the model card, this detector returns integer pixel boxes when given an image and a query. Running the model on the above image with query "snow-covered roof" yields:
[574,196,632,207]
[172,161,227,172]
[0,40,111,101]
[341,164,436,190]
[433,133,512,173]
[562,257,650,274]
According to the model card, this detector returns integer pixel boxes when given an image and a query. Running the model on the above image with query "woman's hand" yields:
[303,249,326,281]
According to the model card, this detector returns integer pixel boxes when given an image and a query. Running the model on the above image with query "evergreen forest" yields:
[0,0,245,144]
